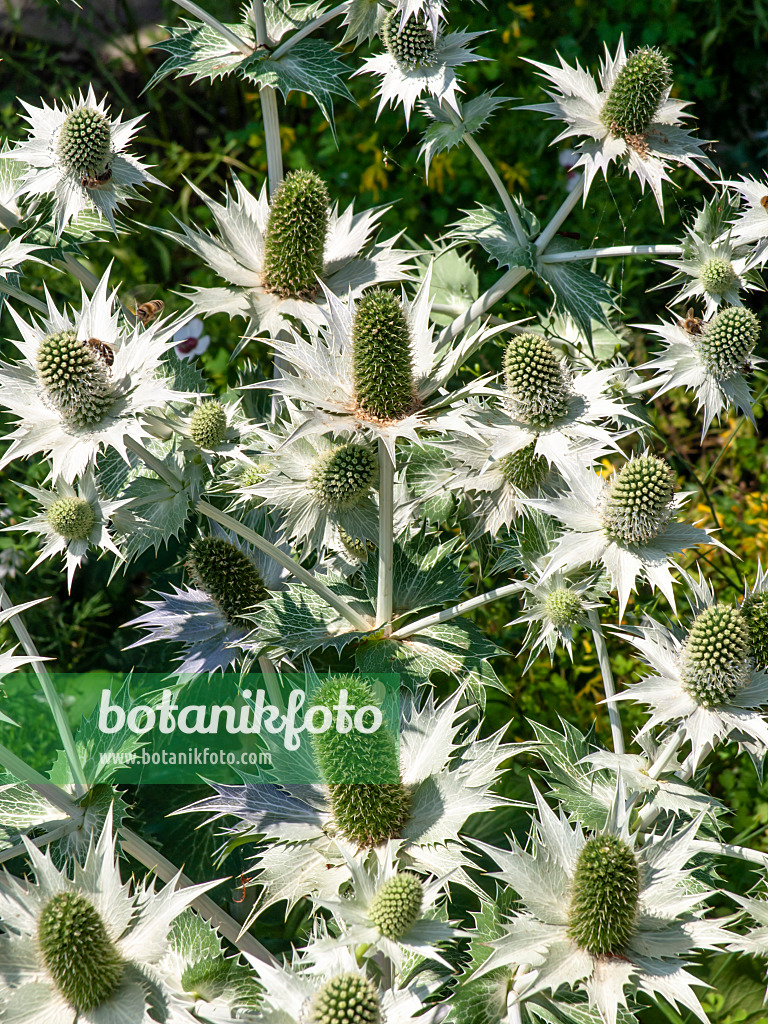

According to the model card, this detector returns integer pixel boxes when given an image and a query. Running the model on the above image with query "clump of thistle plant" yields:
[368,873,423,939]
[310,973,382,1024]
[697,307,760,378]
[601,455,674,544]
[681,603,751,707]
[380,10,438,70]
[186,537,269,627]
[263,169,330,298]
[503,333,570,427]
[352,289,415,421]
[568,834,640,955]
[56,106,112,176]
[190,400,228,448]
[600,46,671,142]
[311,443,378,510]
[37,330,114,427]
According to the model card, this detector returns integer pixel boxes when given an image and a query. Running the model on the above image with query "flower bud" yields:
[503,334,569,428]
[681,603,750,707]
[57,107,112,176]
[186,537,269,626]
[311,443,377,511]
[568,834,639,956]
[190,400,228,448]
[381,10,437,70]
[697,306,760,378]
[263,170,329,298]
[352,289,415,421]
[310,973,382,1024]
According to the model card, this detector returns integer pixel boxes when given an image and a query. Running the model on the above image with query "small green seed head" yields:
[600,46,672,139]
[38,892,124,1013]
[310,973,382,1024]
[352,289,415,421]
[381,10,438,70]
[681,603,751,707]
[568,834,640,956]
[742,593,768,672]
[181,958,231,1002]
[601,455,674,545]
[699,257,737,295]
[503,334,570,427]
[544,587,584,629]
[37,330,114,428]
[190,400,228,448]
[57,107,112,176]
[311,443,377,511]
[499,442,550,490]
[696,307,760,379]
[47,496,96,540]
[368,872,423,939]
[263,170,329,298]
[186,537,269,626]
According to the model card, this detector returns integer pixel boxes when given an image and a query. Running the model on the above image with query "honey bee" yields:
[135,299,164,325]
[677,307,703,335]
[761,195,768,211]
[84,337,115,367]
[80,165,113,189]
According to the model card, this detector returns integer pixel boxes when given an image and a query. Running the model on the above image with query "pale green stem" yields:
[0,822,73,865]
[170,0,254,54]
[258,655,284,711]
[197,500,372,631]
[0,200,19,229]
[588,608,624,755]
[251,0,284,193]
[0,279,48,314]
[458,127,526,247]
[534,174,585,253]
[376,439,394,629]
[695,839,768,867]
[390,581,521,640]
[0,586,87,792]
[271,2,351,58]
[646,728,685,781]
[539,244,682,264]
[124,435,184,490]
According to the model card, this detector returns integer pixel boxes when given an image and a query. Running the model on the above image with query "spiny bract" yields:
[190,400,228,448]
[503,333,570,427]
[352,289,415,421]
[311,443,378,510]
[600,46,672,140]
[681,603,751,707]
[310,973,382,1024]
[568,834,640,956]
[380,10,438,70]
[37,330,115,428]
[601,455,674,545]
[263,169,329,298]
[368,872,423,939]
[697,307,760,378]
[47,496,96,540]
[38,892,124,1013]
[544,587,584,628]
[57,106,112,176]
[186,537,269,626]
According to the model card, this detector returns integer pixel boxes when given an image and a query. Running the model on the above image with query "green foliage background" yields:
[1,1,768,1017]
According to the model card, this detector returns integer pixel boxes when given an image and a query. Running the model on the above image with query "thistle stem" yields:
[0,279,49,314]
[170,0,254,55]
[0,822,74,865]
[534,174,585,253]
[539,244,682,264]
[695,839,768,867]
[390,581,521,639]
[271,2,351,58]
[646,727,684,780]
[124,436,184,490]
[251,0,284,193]
[0,587,87,792]
[376,439,394,629]
[197,500,371,631]
[588,609,624,755]
[457,123,527,247]
[0,199,19,229]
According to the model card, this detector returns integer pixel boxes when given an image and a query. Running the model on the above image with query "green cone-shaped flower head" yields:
[37,330,115,428]
[263,170,329,298]
[190,400,228,448]
[742,593,768,672]
[601,455,674,545]
[544,587,584,628]
[38,892,124,1013]
[181,958,231,1002]
[311,443,377,511]
[310,973,382,1024]
[57,107,112,176]
[499,441,550,490]
[697,307,760,379]
[681,603,750,707]
[47,496,96,540]
[381,10,438,70]
[503,334,570,427]
[352,289,415,421]
[568,834,640,956]
[311,675,411,847]
[699,257,737,295]
[600,46,672,139]
[186,537,269,626]
[368,872,423,939]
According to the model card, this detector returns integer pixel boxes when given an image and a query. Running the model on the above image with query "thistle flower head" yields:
[381,10,438,70]
[309,973,382,1024]
[601,455,674,544]
[368,872,424,940]
[311,443,378,510]
[742,592,768,672]
[567,834,640,956]
[352,288,415,421]
[697,306,760,378]
[503,333,570,427]
[56,106,112,176]
[544,587,584,628]
[190,399,228,448]
[186,537,269,627]
[499,441,550,490]
[699,256,737,294]
[46,495,96,541]
[600,46,672,141]
[37,329,114,428]
[681,603,751,707]
[263,170,330,299]
[38,891,124,1013]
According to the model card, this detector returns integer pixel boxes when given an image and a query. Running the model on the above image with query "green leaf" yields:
[535,237,615,342]
[451,203,534,272]
[361,535,468,617]
[145,19,256,90]
[119,475,193,562]
[420,92,511,175]
[169,908,225,964]
[529,719,612,831]
[0,777,70,852]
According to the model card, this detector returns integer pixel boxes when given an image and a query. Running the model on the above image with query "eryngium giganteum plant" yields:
[0,3,766,1024]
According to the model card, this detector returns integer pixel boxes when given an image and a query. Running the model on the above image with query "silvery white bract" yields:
[0,269,192,482]
[0,598,49,722]
[520,37,713,214]
[161,175,412,339]
[259,266,508,460]
[0,805,218,1024]
[721,173,768,256]
[181,685,520,916]
[656,230,764,316]
[8,470,128,591]
[8,87,162,236]
[473,787,729,1024]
